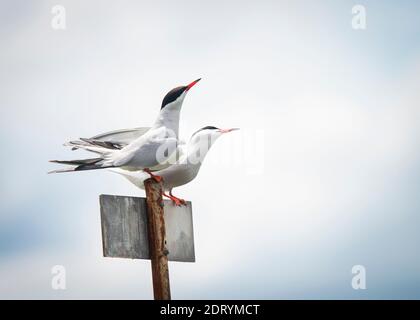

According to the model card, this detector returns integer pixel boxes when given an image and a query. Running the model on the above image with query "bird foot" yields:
[144,168,163,183]
[163,192,186,206]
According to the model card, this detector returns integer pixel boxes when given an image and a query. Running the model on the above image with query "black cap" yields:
[161,79,201,109]
[191,126,219,137]
[161,86,187,109]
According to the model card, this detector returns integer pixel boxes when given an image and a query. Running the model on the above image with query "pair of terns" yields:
[50,79,238,205]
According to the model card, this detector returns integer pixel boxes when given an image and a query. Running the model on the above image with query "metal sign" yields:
[100,194,195,262]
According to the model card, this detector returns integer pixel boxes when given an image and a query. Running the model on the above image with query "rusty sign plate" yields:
[99,194,195,262]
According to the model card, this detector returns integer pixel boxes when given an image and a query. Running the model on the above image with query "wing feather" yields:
[68,127,151,151]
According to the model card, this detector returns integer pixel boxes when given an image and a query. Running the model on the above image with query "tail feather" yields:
[48,158,113,173]
[48,167,80,174]
[49,158,102,166]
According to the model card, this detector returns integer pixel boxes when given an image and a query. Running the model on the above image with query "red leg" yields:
[143,168,163,183]
[169,190,186,206]
[162,192,186,206]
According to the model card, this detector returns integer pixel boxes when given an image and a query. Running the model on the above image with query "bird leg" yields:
[169,190,186,206]
[143,168,163,183]
[163,192,186,206]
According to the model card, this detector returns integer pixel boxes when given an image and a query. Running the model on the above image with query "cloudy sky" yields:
[1,0,420,299]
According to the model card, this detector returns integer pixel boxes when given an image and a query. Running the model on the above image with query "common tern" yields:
[111,126,239,205]
[50,79,201,177]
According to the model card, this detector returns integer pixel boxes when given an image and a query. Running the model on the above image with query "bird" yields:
[110,126,239,205]
[49,78,201,179]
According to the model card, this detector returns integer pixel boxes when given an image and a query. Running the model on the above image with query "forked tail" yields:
[48,158,114,173]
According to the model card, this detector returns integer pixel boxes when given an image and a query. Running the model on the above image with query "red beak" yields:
[219,128,240,133]
[186,78,201,91]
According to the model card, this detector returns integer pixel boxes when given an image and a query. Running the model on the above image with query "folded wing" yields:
[65,127,151,150]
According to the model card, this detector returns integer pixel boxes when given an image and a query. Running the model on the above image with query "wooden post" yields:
[144,178,171,300]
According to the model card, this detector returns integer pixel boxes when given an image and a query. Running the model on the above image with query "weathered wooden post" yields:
[144,178,171,300]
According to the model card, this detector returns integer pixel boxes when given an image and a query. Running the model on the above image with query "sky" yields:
[0,0,420,299]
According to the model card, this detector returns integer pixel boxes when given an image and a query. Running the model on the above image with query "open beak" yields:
[185,78,201,91]
[219,128,240,133]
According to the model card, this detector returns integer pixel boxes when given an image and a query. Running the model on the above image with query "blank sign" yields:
[99,194,195,262]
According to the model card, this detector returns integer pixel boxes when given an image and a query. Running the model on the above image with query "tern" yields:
[49,79,201,178]
[111,126,239,205]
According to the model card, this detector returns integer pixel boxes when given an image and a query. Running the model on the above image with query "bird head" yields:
[190,126,239,146]
[187,126,239,164]
[161,78,201,110]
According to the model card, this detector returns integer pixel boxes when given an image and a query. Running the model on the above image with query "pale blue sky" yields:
[0,0,420,299]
